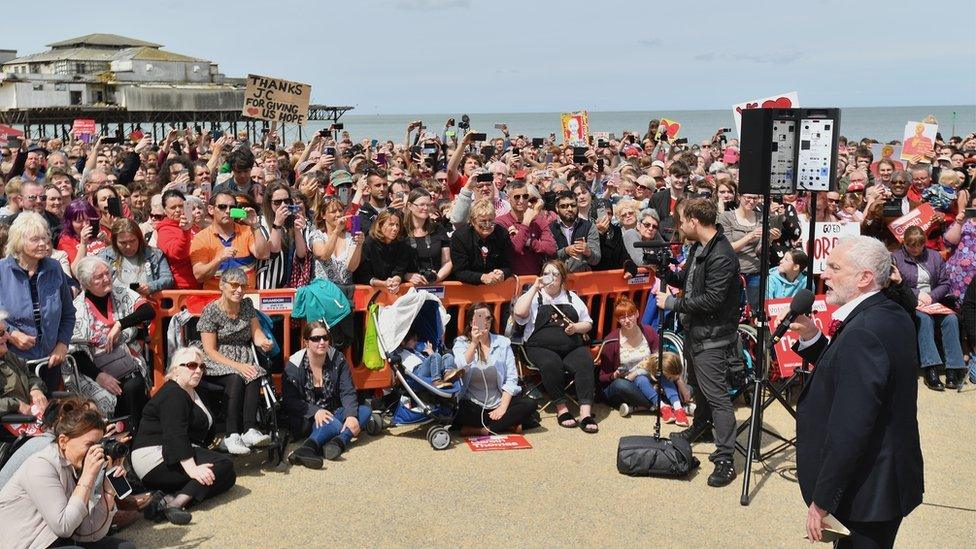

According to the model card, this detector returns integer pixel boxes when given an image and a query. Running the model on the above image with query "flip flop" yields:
[579,415,599,434]
[557,411,579,428]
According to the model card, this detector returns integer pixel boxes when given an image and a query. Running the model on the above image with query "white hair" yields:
[837,235,891,290]
[166,346,205,380]
[5,211,50,260]
[75,255,111,288]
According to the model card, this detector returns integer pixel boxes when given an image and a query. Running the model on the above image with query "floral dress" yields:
[308,229,355,285]
[945,220,976,298]
[196,298,266,380]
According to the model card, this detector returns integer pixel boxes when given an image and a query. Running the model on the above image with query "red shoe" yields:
[673,408,690,427]
[660,405,675,424]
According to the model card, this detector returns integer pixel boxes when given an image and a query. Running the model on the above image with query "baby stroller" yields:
[168,304,289,466]
[365,289,462,450]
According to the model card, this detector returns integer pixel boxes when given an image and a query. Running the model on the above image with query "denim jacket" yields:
[452,334,520,398]
[0,256,76,360]
[97,246,174,294]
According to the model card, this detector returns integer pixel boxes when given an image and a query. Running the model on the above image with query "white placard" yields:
[732,91,800,136]
[798,221,860,274]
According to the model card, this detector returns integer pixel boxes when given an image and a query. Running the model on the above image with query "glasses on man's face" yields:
[215,203,234,211]
[24,195,39,201]
[307,335,330,343]
[181,361,204,371]
[557,202,577,210]
[510,193,528,202]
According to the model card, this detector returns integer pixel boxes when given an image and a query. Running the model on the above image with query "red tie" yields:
[827,319,843,338]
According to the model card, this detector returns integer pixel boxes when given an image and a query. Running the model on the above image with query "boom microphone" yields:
[769,289,815,344]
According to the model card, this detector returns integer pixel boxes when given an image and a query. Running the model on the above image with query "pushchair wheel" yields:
[427,426,451,450]
[366,412,384,436]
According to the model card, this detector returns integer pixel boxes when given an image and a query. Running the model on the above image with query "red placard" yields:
[887,203,936,243]
[71,118,96,137]
[465,434,533,452]
[765,294,837,377]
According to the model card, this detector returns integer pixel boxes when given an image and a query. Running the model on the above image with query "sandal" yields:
[579,415,599,434]
[557,412,579,428]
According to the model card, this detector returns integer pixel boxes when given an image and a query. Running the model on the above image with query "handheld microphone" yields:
[769,289,815,344]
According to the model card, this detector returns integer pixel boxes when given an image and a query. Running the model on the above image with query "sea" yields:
[285,105,976,146]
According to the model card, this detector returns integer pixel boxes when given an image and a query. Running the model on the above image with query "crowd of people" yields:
[0,116,974,547]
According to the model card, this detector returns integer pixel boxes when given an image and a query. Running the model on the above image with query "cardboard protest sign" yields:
[71,119,96,138]
[901,121,937,163]
[465,434,533,452]
[798,221,860,274]
[242,74,311,125]
[659,118,681,142]
[888,203,937,243]
[870,143,905,176]
[732,92,800,136]
[561,111,589,146]
[766,295,837,377]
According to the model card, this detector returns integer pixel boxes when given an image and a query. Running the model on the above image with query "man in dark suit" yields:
[790,235,923,548]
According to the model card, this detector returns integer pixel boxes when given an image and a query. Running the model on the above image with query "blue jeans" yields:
[603,376,680,408]
[414,353,455,380]
[743,272,761,313]
[916,311,966,369]
[307,405,373,447]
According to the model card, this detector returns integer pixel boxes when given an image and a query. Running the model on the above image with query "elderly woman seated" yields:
[197,267,275,455]
[71,256,155,429]
[131,346,236,525]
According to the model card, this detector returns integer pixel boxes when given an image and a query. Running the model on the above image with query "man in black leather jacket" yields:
[656,197,742,487]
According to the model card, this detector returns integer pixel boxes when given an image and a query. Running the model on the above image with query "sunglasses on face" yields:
[150,213,165,220]
[641,221,659,229]
[307,334,330,343]
[223,281,245,290]
[826,198,841,203]
[181,361,204,370]
[510,194,529,201]
[215,203,235,211]
[271,198,293,206]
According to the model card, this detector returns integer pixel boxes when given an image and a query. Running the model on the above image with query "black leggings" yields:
[207,374,260,435]
[525,345,595,406]
[453,396,538,432]
[114,373,147,433]
[140,447,236,504]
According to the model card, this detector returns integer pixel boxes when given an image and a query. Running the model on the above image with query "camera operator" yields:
[0,400,134,548]
[655,197,742,488]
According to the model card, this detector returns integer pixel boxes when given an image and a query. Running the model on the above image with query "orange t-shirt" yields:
[189,225,257,290]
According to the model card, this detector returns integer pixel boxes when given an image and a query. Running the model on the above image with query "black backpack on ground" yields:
[616,434,699,477]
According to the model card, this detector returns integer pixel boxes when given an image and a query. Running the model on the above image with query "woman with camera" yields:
[131,347,236,525]
[197,268,274,455]
[0,398,133,548]
[451,303,537,436]
[309,195,364,285]
[97,219,173,298]
[404,188,452,283]
[284,322,371,469]
[513,260,598,433]
[255,181,308,289]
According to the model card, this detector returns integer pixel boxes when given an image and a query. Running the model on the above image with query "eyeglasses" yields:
[307,335,330,343]
[24,195,39,201]
[435,177,448,183]
[510,194,529,201]
[215,203,234,211]
[222,281,245,290]
[411,201,431,208]
[271,198,293,206]
[826,198,841,204]
[180,361,204,370]
[640,221,659,229]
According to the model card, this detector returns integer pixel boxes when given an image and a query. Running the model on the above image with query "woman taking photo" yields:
[309,197,364,285]
[404,188,452,283]
[256,181,308,289]
[0,399,131,548]
[355,210,422,292]
[92,185,122,242]
[131,347,236,525]
[0,213,74,392]
[98,218,174,297]
[197,268,275,455]
[597,297,689,425]
[513,260,598,434]
[57,199,107,273]
[284,322,371,469]
[452,303,537,436]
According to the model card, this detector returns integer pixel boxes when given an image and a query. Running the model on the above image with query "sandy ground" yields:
[124,382,975,548]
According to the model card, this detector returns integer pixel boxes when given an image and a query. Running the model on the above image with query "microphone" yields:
[769,289,815,344]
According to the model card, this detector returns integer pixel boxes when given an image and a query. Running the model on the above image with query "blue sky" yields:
[3,0,974,114]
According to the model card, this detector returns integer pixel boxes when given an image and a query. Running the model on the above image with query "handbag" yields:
[616,435,699,477]
[287,250,312,289]
[93,345,138,380]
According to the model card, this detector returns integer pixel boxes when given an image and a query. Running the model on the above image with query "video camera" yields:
[632,240,675,271]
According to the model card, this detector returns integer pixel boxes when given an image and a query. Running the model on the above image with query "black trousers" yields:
[140,447,236,503]
[525,345,596,406]
[453,396,537,432]
[684,338,737,462]
[50,537,135,549]
[114,373,147,433]
[836,517,902,549]
[207,374,260,435]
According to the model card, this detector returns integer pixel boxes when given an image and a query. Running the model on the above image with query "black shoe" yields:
[707,459,737,487]
[323,438,346,461]
[923,367,945,391]
[674,421,714,443]
[288,440,324,469]
[144,497,192,525]
[945,369,961,390]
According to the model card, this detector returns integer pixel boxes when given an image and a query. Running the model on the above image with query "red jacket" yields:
[155,218,199,290]
[495,211,557,276]
[597,325,660,387]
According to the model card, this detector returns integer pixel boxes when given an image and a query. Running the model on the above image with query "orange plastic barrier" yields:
[148,270,657,393]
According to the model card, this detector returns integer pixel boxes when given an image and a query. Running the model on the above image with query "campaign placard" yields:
[242,74,312,125]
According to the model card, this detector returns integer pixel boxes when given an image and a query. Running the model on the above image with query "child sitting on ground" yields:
[625,351,691,426]
[397,328,462,389]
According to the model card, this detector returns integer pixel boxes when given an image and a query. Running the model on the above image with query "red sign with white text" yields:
[465,435,533,452]
[71,119,96,137]
[888,203,936,243]
[766,294,837,377]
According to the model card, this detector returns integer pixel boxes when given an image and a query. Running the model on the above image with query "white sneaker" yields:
[619,403,631,418]
[222,433,250,455]
[241,428,271,448]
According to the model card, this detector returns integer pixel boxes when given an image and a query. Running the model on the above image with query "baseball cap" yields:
[330,169,353,186]
[847,182,865,193]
